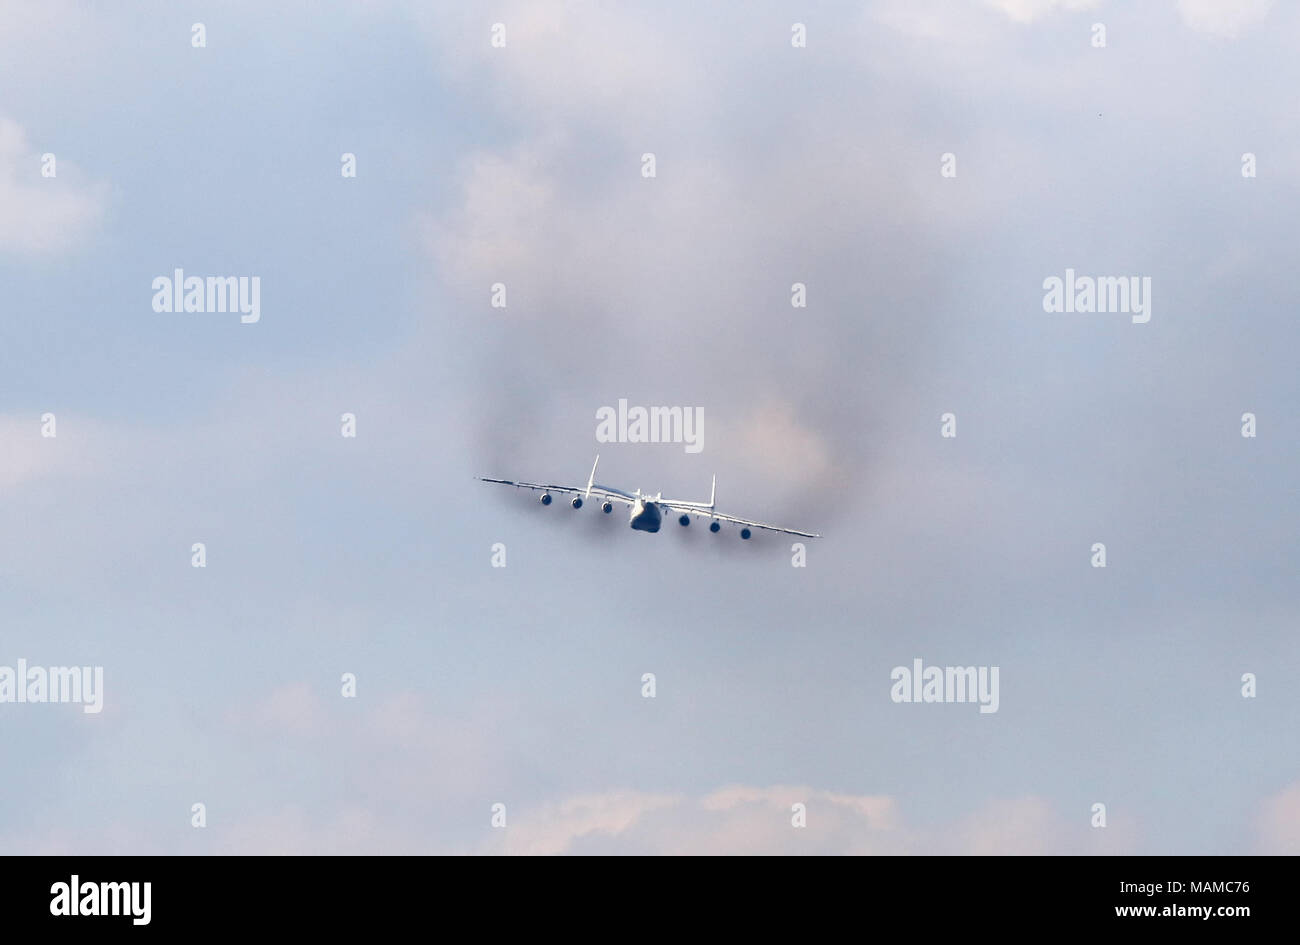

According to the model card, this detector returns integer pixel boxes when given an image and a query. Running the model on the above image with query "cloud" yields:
[954,795,1073,855]
[215,805,392,856]
[727,401,837,495]
[487,786,1127,855]
[0,412,116,493]
[228,685,515,807]
[494,791,682,855]
[417,1,702,133]
[238,681,324,737]
[416,4,949,520]
[1256,780,1300,854]
[981,0,1101,24]
[0,117,105,254]
[1176,0,1274,37]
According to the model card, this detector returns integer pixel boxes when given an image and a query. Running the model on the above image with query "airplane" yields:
[478,455,821,539]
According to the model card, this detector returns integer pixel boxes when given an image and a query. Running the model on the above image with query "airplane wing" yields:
[480,463,820,538]
[659,501,821,538]
[477,477,635,505]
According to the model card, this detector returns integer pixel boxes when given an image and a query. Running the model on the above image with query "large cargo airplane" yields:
[479,456,821,539]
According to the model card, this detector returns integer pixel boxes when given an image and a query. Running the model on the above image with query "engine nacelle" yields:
[740,527,752,540]
[601,502,613,514]
[571,497,583,509]
[678,514,690,527]
[709,521,721,533]
[540,493,552,505]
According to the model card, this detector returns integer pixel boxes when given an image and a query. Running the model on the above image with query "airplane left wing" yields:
[660,501,821,538]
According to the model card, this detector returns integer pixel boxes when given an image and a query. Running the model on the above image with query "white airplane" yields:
[479,455,821,539]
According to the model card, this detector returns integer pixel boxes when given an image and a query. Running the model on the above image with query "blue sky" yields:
[1,0,1298,854]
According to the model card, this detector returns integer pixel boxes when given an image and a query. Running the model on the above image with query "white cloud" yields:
[0,412,116,492]
[215,806,391,856]
[487,786,1129,855]
[415,5,942,506]
[727,401,837,495]
[0,117,106,253]
[494,791,683,855]
[417,1,701,134]
[420,144,560,295]
[1177,0,1273,37]
[982,0,1101,24]
[1257,780,1300,854]
[242,681,323,737]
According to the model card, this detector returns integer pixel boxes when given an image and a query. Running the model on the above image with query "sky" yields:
[1,0,1297,854]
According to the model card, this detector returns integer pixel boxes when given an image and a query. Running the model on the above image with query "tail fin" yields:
[586,455,600,498]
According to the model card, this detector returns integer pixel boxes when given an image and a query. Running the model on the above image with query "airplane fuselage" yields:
[630,499,662,533]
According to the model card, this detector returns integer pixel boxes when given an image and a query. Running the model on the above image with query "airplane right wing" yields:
[477,477,635,506]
